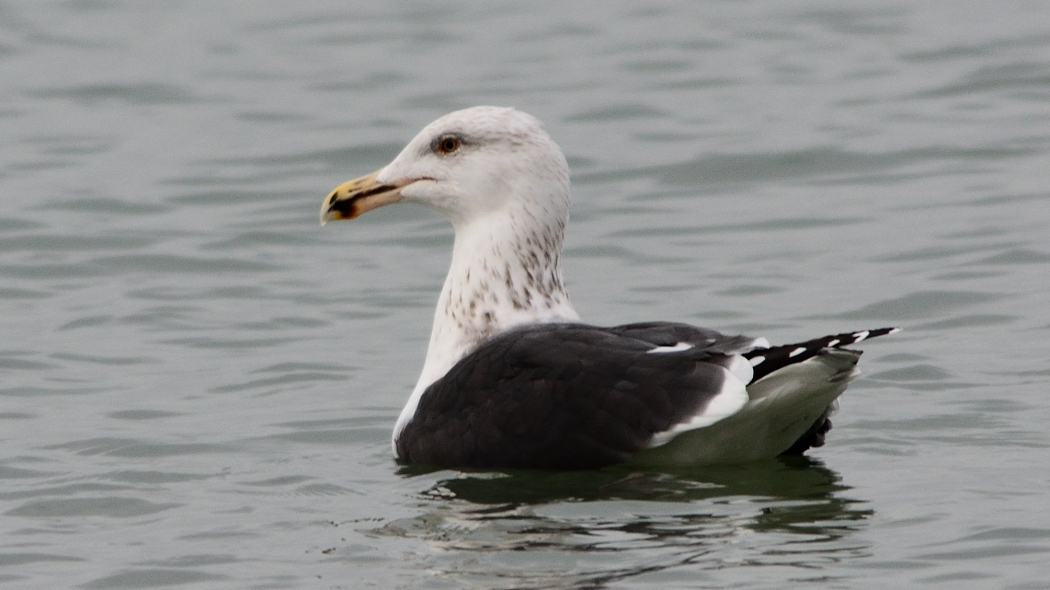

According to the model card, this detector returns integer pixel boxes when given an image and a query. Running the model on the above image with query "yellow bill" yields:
[320,169,414,225]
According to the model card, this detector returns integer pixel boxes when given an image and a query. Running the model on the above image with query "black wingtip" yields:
[846,326,901,345]
[743,326,899,383]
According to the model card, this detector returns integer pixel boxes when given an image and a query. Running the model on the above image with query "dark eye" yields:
[436,136,461,154]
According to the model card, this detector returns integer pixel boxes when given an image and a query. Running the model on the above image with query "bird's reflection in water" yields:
[371,457,872,589]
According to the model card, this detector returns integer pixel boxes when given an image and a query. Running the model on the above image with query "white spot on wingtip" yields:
[851,330,870,343]
[827,339,840,347]
[748,355,765,366]
[788,347,807,358]
[724,355,754,384]
[647,342,693,354]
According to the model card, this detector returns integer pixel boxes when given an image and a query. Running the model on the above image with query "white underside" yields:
[629,350,859,467]
[645,365,750,448]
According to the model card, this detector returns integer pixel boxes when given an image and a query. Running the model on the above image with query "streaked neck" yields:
[422,205,578,388]
[394,205,579,442]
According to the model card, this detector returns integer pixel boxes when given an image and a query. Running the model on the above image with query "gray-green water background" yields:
[2,1,1049,588]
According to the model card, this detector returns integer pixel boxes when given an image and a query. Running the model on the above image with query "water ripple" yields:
[2,1,1049,588]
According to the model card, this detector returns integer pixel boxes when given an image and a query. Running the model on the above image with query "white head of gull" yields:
[321,106,897,469]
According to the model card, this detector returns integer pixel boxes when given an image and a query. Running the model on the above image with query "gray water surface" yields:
[2,1,1049,588]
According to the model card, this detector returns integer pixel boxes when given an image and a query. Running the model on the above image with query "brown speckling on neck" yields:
[391,106,582,442]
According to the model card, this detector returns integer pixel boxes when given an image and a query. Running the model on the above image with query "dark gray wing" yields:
[395,322,747,469]
[605,321,761,354]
